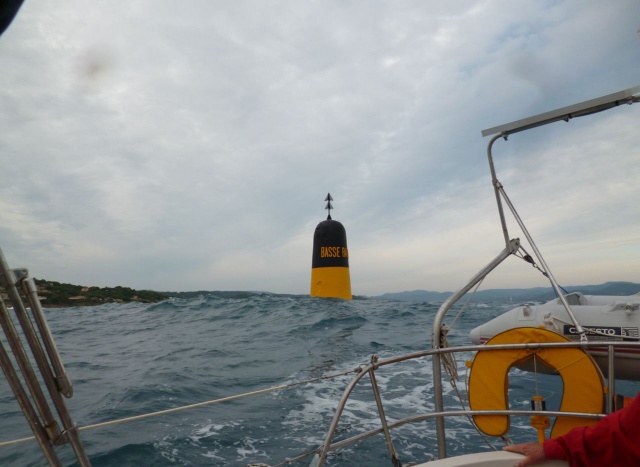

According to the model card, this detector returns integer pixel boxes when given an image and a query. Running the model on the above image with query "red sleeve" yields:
[543,392,640,467]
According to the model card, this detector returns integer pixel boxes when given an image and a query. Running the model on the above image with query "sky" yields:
[1,1,639,296]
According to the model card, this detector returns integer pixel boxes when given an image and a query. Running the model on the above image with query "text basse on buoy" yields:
[310,193,352,300]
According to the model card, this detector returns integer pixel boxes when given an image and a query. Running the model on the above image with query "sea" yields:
[1,293,637,467]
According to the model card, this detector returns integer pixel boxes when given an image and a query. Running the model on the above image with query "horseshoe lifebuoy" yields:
[468,327,605,438]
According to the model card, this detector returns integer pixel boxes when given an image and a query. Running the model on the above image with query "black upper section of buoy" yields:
[0,0,25,37]
[312,220,349,268]
[312,193,349,268]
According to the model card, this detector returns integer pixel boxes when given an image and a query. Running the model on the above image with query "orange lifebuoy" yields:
[468,327,605,438]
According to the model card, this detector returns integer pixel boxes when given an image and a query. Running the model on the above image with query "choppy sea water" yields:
[1,294,637,466]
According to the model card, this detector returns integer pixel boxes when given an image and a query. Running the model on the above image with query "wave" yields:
[7,294,607,466]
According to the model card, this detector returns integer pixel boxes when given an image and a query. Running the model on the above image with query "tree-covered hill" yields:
[29,279,169,307]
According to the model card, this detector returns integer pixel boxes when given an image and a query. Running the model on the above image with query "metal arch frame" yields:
[431,85,640,459]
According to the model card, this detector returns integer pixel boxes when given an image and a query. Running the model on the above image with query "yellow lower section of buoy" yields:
[310,267,352,300]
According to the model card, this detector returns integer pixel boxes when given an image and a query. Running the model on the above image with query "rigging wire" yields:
[515,245,569,296]
[440,278,502,451]
[441,276,486,382]
[0,368,359,449]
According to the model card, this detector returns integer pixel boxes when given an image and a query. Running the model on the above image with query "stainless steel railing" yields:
[311,340,639,466]
[0,246,91,466]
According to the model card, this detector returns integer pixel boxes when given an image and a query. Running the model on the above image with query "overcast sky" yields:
[1,1,639,296]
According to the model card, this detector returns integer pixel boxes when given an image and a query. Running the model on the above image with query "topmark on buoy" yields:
[310,193,352,300]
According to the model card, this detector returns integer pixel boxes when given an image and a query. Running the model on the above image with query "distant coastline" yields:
[373,281,640,303]
[2,280,638,308]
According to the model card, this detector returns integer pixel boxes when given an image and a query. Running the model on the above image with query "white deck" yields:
[415,451,568,466]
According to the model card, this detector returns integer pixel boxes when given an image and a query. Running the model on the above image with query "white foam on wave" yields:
[235,436,270,461]
[189,420,240,443]
[201,450,226,461]
[187,419,272,463]
[154,437,185,464]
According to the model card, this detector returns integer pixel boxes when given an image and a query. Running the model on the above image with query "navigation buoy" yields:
[310,193,352,300]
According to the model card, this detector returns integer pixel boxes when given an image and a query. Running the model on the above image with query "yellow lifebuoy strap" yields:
[468,327,604,438]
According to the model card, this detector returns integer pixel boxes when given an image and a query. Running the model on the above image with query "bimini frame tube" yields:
[481,86,640,138]
[432,239,518,459]
[487,134,511,248]
[486,136,588,341]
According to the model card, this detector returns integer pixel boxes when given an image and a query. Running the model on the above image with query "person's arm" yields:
[505,393,640,466]
[543,394,640,466]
